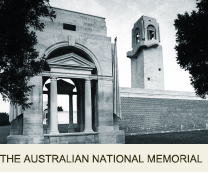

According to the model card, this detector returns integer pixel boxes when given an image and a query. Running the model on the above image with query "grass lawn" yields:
[1,125,208,144]
[125,130,208,144]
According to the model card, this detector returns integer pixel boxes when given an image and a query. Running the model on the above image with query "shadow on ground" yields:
[1,125,208,144]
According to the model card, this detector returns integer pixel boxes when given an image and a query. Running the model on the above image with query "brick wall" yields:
[119,97,208,135]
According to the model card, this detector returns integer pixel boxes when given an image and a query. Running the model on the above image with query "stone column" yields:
[68,94,74,132]
[49,77,59,134]
[84,79,93,132]
[47,92,51,133]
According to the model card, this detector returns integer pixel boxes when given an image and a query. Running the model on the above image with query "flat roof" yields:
[52,7,106,20]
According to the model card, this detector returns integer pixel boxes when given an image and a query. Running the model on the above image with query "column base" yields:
[68,124,75,132]
[44,132,99,144]
[46,126,51,134]
[68,128,75,132]
[49,130,59,134]
[83,129,94,133]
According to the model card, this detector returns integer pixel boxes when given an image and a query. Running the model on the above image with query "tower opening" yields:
[147,25,156,40]
[134,28,140,44]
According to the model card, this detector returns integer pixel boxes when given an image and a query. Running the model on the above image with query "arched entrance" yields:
[41,44,99,143]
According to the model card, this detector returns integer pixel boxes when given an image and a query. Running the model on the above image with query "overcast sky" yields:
[49,0,197,91]
[0,0,198,112]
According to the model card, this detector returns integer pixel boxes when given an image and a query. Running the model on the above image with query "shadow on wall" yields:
[0,113,11,144]
[0,125,10,144]
[0,113,10,126]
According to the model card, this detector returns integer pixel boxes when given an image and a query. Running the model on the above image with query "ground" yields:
[125,130,208,144]
[1,125,208,144]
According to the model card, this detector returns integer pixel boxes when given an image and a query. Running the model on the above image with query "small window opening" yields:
[147,25,156,40]
[148,78,150,81]
[159,68,161,71]
[134,28,140,44]
[136,33,140,43]
[63,23,76,31]
[149,30,155,40]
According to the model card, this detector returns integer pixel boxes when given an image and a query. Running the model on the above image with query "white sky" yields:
[0,0,198,112]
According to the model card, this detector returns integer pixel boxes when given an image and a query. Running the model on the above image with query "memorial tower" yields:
[127,16,164,90]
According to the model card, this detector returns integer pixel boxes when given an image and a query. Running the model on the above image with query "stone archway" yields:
[42,42,102,75]
[41,46,99,143]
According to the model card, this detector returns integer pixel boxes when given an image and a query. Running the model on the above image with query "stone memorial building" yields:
[7,8,208,144]
[8,7,124,144]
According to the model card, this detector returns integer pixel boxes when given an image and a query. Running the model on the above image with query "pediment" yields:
[47,53,95,69]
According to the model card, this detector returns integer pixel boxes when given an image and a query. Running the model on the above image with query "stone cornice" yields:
[127,40,159,58]
[40,71,113,81]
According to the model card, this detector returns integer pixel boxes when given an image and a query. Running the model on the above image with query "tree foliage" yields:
[0,0,55,109]
[174,0,208,98]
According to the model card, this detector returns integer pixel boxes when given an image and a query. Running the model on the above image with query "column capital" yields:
[85,78,92,82]
[50,76,57,80]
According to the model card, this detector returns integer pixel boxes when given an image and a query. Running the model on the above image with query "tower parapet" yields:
[127,16,160,58]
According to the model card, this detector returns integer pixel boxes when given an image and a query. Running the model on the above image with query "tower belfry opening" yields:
[147,25,156,40]
[134,28,140,44]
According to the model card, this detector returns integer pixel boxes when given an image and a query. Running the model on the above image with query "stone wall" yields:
[37,7,112,77]
[119,88,208,135]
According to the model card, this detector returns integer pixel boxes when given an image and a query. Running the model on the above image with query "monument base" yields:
[43,132,99,144]
[7,135,44,144]
[7,130,125,144]
[98,130,125,144]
